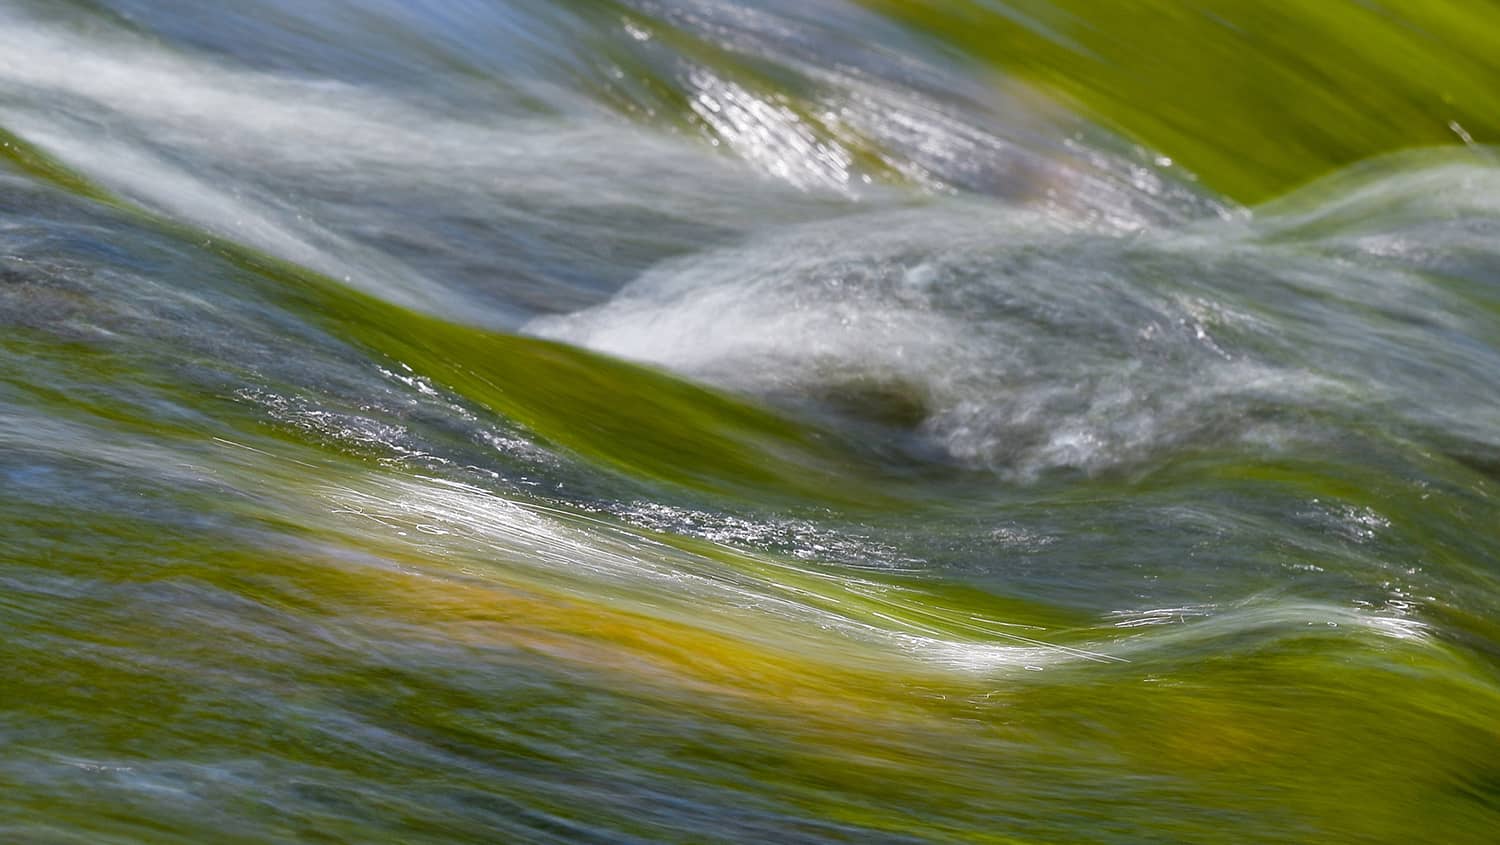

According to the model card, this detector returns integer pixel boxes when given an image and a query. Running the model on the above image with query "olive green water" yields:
[3,2,1500,842]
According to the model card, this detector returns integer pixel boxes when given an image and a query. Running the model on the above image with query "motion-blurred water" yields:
[3,2,1500,842]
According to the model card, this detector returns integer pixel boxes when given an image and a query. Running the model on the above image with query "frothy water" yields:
[4,2,1500,843]
[532,169,1500,480]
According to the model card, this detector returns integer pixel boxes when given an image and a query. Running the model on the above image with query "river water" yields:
[3,2,1500,842]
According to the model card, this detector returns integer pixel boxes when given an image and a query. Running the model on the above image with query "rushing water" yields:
[3,1,1500,842]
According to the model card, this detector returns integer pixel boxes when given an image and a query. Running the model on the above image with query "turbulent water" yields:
[4,2,1500,842]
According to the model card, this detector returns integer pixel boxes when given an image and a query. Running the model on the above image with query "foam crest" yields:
[532,159,1500,479]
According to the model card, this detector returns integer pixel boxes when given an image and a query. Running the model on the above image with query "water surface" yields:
[3,2,1500,842]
